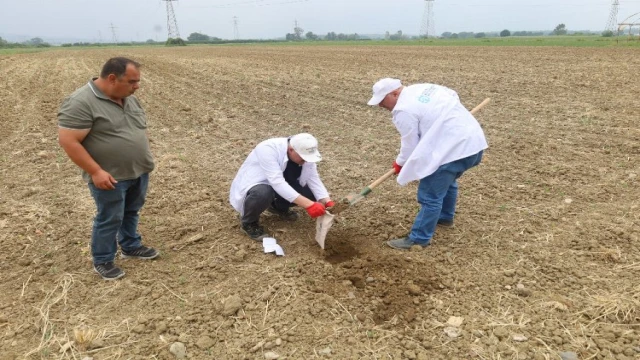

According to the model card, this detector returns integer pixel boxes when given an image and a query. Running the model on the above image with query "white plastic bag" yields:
[262,237,284,256]
[315,212,335,249]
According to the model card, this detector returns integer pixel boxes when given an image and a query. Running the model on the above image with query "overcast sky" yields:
[1,0,639,42]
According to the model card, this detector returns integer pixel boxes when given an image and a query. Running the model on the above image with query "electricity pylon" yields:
[604,0,620,32]
[163,0,181,39]
[109,23,118,44]
[420,0,436,38]
[233,16,239,40]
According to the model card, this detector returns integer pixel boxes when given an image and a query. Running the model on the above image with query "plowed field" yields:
[0,45,638,359]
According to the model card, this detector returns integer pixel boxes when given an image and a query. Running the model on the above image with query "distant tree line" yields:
[552,24,567,35]
[284,25,363,41]
[0,36,51,48]
[185,32,288,44]
[439,24,614,39]
[1,36,169,48]
[385,30,407,40]
[60,40,166,47]
[185,32,280,44]
[440,30,544,39]
[187,32,222,42]
[186,29,366,42]
[511,31,545,36]
[325,32,360,40]
[285,24,305,41]
[166,38,186,46]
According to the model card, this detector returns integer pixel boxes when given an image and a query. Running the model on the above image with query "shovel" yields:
[329,97,492,215]
[329,169,396,214]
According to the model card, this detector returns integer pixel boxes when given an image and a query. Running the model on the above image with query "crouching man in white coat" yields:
[367,78,488,250]
[229,133,335,240]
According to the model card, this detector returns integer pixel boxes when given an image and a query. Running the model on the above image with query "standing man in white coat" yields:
[230,133,335,240]
[367,78,488,250]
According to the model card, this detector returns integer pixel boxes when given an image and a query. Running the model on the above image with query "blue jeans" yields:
[88,173,149,264]
[409,151,483,245]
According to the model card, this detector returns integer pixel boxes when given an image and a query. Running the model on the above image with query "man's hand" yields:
[393,161,403,175]
[91,169,118,190]
[305,202,326,218]
[325,200,336,209]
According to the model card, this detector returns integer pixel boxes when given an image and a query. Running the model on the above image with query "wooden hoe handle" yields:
[470,98,491,115]
[359,169,396,196]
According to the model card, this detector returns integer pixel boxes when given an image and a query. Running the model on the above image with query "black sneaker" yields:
[93,262,125,280]
[242,222,268,241]
[437,219,454,227]
[266,206,299,221]
[121,246,160,260]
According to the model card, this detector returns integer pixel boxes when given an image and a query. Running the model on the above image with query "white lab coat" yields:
[229,137,330,215]
[392,84,488,185]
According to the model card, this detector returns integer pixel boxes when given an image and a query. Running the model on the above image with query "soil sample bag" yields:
[315,212,335,249]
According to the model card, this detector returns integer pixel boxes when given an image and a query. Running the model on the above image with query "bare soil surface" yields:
[0,45,638,359]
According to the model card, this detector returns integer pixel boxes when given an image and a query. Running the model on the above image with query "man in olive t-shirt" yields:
[58,57,159,280]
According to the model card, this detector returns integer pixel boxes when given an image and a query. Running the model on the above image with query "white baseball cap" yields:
[290,133,322,162]
[367,78,402,105]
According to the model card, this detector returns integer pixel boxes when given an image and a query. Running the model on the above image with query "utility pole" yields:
[162,0,181,40]
[420,0,435,38]
[233,16,240,40]
[605,0,620,33]
[109,23,118,44]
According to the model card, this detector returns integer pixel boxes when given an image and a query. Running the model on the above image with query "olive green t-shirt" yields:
[57,79,155,183]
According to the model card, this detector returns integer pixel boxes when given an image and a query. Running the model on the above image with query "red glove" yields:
[393,161,402,175]
[305,202,326,218]
[325,200,336,208]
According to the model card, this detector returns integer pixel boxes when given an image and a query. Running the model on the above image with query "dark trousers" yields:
[242,182,315,225]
